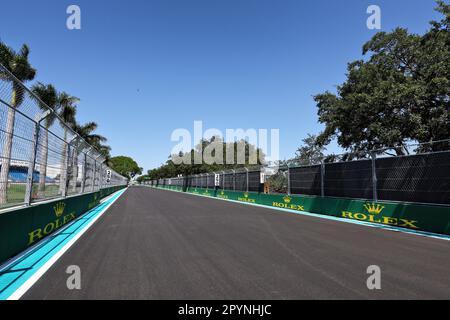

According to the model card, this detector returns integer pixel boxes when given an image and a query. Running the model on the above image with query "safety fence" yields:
[145,144,450,206]
[0,63,127,209]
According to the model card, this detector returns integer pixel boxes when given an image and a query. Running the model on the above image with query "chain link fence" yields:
[145,141,450,206]
[0,63,127,209]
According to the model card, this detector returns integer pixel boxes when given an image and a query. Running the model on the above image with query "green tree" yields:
[72,121,110,188]
[295,134,326,165]
[147,138,266,179]
[73,121,111,160]
[110,156,142,180]
[136,175,150,183]
[0,42,36,204]
[57,92,79,194]
[73,121,105,144]
[31,83,59,197]
[314,1,450,155]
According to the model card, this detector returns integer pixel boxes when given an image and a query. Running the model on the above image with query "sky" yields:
[0,0,443,171]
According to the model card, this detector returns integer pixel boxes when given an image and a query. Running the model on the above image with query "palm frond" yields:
[31,82,58,127]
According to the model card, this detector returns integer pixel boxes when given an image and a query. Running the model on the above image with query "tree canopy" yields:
[110,156,143,180]
[314,1,450,156]
[294,134,326,165]
[144,137,265,180]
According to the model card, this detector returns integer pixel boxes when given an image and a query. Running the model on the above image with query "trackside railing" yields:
[144,141,450,206]
[0,63,127,209]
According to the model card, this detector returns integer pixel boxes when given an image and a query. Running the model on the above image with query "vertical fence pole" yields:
[61,143,71,197]
[71,146,78,194]
[287,165,291,195]
[92,160,96,192]
[321,161,325,197]
[233,169,236,191]
[24,121,40,205]
[245,168,249,192]
[371,152,378,201]
[81,153,87,193]
[99,163,103,190]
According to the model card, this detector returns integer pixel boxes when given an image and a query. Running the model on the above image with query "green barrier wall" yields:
[153,185,450,236]
[0,186,126,265]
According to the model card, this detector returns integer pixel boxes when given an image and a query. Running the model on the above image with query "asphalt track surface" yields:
[23,187,450,299]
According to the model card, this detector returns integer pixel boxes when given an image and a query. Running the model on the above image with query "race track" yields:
[23,187,450,299]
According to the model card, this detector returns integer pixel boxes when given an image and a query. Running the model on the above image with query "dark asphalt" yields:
[23,187,450,299]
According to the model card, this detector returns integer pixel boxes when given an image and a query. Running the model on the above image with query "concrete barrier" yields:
[0,186,126,265]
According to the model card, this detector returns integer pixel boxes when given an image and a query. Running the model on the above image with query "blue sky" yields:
[0,0,442,171]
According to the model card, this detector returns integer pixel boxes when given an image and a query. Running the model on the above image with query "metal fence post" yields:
[245,168,249,192]
[24,121,41,205]
[287,165,291,195]
[92,159,96,192]
[321,161,325,197]
[81,153,87,194]
[99,163,103,190]
[371,152,378,201]
[61,142,71,197]
[233,169,236,191]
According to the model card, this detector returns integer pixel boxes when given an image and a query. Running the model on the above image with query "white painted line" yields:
[7,189,127,300]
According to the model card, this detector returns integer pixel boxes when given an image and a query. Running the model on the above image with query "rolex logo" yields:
[54,202,66,218]
[283,196,292,204]
[244,192,249,198]
[220,191,225,195]
[364,203,384,214]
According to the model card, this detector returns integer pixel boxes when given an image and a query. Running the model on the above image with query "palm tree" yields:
[31,83,58,198]
[72,121,108,191]
[57,92,79,194]
[0,42,36,204]
[74,122,107,145]
[97,144,112,166]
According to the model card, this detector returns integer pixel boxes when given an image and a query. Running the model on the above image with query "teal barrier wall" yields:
[0,186,126,265]
[152,185,450,236]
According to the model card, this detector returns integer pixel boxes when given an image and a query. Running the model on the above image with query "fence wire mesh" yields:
[147,141,450,206]
[0,63,127,209]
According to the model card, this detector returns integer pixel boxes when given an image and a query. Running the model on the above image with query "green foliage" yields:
[295,134,326,165]
[147,137,266,179]
[31,82,59,127]
[0,41,36,108]
[314,1,450,155]
[110,156,143,180]
[266,172,287,194]
[57,92,79,127]
[1,40,114,168]
[72,121,112,161]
